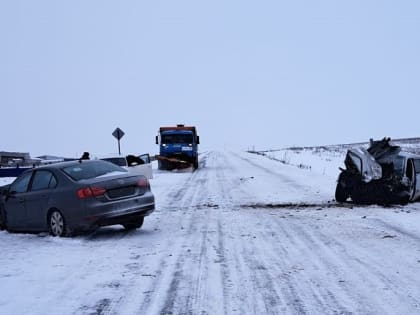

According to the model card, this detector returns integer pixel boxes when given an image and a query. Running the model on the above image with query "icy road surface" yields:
[1,150,420,315]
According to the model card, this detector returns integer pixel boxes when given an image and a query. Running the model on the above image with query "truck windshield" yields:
[162,134,193,144]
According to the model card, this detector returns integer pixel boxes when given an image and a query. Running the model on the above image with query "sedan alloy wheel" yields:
[49,211,66,237]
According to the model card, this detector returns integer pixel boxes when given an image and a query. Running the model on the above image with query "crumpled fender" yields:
[346,148,382,183]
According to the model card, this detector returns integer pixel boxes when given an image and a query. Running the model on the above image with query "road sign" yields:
[112,127,125,155]
[112,128,125,140]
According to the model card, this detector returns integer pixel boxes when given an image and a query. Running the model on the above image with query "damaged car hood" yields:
[346,148,382,182]
[344,138,405,183]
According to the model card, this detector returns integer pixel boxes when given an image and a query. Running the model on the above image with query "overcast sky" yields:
[1,1,419,157]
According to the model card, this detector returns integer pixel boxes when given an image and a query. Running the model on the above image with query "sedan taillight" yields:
[137,178,150,189]
[77,186,106,199]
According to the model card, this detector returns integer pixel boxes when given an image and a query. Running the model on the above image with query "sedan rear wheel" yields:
[123,217,144,230]
[49,210,67,237]
[0,213,5,231]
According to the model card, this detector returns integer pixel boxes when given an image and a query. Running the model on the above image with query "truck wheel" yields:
[193,157,199,169]
[123,217,144,230]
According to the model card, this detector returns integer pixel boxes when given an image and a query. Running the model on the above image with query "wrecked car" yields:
[335,138,420,205]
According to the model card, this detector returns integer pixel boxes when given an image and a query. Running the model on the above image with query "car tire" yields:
[335,173,349,202]
[49,210,68,237]
[397,192,410,206]
[335,184,348,202]
[0,213,5,231]
[123,217,144,230]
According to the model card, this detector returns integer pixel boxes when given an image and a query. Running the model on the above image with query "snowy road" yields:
[1,150,420,314]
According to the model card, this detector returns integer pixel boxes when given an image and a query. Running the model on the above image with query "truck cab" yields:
[156,125,200,170]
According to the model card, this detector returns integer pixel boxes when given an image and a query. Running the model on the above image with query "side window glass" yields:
[138,154,150,164]
[415,159,420,174]
[10,173,32,194]
[49,175,57,188]
[31,171,56,191]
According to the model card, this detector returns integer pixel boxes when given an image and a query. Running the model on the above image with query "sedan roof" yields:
[35,159,101,170]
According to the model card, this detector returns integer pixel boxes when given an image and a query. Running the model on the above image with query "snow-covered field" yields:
[1,147,420,314]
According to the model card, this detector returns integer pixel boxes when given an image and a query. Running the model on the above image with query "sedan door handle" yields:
[18,198,25,203]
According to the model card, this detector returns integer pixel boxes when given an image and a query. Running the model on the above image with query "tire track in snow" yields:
[309,218,420,312]
[157,151,251,314]
[231,151,307,191]
[158,153,215,314]
[270,215,420,314]
[371,217,420,242]
[111,151,217,314]
[80,153,213,315]
[215,151,353,314]
[76,150,420,315]
[207,151,297,314]
[224,150,418,313]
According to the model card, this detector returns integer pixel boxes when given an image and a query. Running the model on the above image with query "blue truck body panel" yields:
[156,125,199,170]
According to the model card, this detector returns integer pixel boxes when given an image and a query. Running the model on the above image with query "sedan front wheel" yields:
[49,210,67,237]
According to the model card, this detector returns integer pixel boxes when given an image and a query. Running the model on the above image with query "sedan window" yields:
[414,159,420,174]
[62,161,127,181]
[10,172,32,194]
[101,157,127,167]
[31,170,57,191]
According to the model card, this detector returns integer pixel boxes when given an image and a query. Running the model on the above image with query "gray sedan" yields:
[0,160,155,236]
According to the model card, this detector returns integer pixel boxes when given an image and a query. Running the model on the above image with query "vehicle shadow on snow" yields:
[0,226,155,241]
[84,226,155,241]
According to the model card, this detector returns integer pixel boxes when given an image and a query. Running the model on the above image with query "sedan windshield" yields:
[62,161,127,181]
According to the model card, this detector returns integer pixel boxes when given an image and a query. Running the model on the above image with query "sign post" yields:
[112,127,125,155]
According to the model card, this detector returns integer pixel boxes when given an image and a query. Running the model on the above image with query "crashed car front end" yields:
[335,138,415,205]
